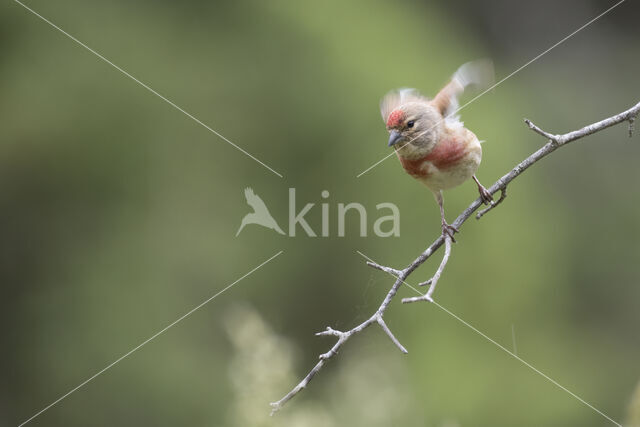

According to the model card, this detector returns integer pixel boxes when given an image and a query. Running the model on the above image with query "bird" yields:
[380,60,494,241]
[236,187,285,236]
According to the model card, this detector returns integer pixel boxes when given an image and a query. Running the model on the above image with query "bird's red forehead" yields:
[386,110,404,128]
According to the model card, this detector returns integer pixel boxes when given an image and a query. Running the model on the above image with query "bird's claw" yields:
[441,222,458,242]
[478,185,494,206]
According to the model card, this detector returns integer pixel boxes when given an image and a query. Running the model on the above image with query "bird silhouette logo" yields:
[236,187,285,236]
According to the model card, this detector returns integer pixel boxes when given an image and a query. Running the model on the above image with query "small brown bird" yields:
[381,60,494,240]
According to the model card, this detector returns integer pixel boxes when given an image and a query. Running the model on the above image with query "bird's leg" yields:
[473,175,493,206]
[436,191,458,242]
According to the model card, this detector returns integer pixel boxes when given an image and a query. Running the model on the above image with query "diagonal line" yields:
[356,0,626,178]
[430,301,621,427]
[13,0,284,178]
[18,250,284,427]
[355,250,622,426]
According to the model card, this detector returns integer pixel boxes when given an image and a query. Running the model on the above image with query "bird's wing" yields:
[432,59,494,123]
[380,88,429,124]
[244,187,269,215]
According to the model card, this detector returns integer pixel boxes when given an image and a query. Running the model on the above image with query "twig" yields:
[377,316,409,354]
[402,235,452,303]
[270,100,640,413]
[270,311,401,414]
[524,119,558,141]
[362,256,402,276]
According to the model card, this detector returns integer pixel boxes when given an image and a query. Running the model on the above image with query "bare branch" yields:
[270,100,640,413]
[270,319,377,414]
[269,358,324,414]
[527,100,640,146]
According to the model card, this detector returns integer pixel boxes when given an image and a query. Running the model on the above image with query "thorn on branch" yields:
[630,114,636,138]
[476,186,508,219]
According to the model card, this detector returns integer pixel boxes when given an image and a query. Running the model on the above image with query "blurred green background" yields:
[1,0,639,426]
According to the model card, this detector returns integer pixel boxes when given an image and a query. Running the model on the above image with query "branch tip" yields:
[366,260,401,276]
[315,326,342,337]
[269,403,281,416]
[377,316,408,354]
[418,278,433,287]
[524,118,558,141]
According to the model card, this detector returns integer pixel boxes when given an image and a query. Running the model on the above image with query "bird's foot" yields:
[441,222,458,242]
[477,184,494,206]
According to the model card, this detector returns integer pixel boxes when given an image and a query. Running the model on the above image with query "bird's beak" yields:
[388,130,402,147]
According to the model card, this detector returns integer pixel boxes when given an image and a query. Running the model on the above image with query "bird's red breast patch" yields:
[386,110,404,128]
[425,137,466,169]
[396,137,466,178]
[397,153,429,178]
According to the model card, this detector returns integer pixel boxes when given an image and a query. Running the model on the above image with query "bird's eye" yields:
[407,120,415,128]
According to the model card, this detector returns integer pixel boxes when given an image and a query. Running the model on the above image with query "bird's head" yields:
[385,102,441,157]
